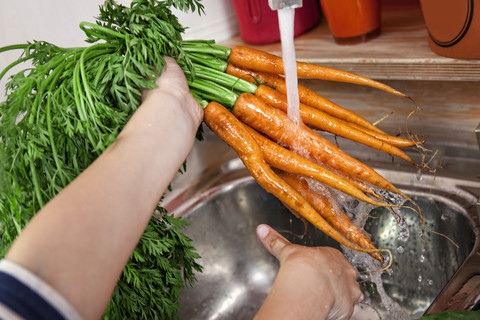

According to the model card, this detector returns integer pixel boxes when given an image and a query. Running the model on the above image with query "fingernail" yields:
[358,293,365,303]
[256,224,270,240]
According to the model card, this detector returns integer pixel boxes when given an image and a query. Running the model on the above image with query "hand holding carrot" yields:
[142,56,204,128]
[254,224,363,320]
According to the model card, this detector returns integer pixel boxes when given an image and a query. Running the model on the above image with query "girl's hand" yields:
[142,56,203,129]
[255,224,363,320]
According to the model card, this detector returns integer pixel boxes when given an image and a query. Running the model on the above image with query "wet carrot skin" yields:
[343,120,426,148]
[228,63,423,148]
[203,101,375,253]
[244,125,390,208]
[280,173,383,262]
[232,93,401,195]
[226,63,384,134]
[229,46,407,97]
[254,84,416,165]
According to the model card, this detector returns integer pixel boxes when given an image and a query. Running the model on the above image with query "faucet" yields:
[268,0,303,10]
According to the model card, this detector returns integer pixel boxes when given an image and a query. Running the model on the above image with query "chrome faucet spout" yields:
[268,0,303,10]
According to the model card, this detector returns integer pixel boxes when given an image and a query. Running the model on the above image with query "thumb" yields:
[256,224,291,262]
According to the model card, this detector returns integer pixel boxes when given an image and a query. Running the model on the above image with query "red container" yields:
[232,0,321,44]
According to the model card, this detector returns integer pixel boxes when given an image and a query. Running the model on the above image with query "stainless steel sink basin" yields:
[164,131,480,320]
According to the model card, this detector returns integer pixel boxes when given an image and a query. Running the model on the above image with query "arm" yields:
[5,57,203,320]
[254,224,363,320]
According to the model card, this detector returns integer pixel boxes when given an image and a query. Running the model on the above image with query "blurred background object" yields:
[319,0,381,45]
[381,0,420,11]
[231,0,321,44]
[419,0,480,59]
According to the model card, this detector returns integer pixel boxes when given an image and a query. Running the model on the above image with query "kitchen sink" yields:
[163,131,480,320]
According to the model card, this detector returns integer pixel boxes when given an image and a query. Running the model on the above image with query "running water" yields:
[277,8,301,124]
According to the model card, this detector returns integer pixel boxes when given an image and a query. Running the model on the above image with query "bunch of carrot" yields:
[0,1,426,316]
[185,44,430,266]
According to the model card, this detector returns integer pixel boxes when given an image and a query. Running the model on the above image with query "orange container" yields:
[319,0,381,44]
[420,0,480,59]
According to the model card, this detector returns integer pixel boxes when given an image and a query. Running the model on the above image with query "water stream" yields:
[277,8,301,124]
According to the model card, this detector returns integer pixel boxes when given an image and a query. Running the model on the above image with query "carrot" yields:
[228,46,407,98]
[340,120,426,148]
[329,169,383,200]
[233,93,403,195]
[227,63,425,149]
[226,63,384,134]
[254,84,417,165]
[280,172,383,262]
[233,93,427,228]
[244,125,395,208]
[234,93,427,224]
[202,101,387,260]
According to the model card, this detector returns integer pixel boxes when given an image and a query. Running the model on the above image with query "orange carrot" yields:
[244,125,394,208]
[339,120,426,148]
[227,63,425,149]
[280,172,383,262]
[254,84,417,165]
[226,63,384,134]
[203,101,386,258]
[329,169,382,200]
[232,93,403,195]
[228,46,407,97]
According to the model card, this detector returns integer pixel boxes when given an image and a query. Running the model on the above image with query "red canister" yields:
[232,0,321,44]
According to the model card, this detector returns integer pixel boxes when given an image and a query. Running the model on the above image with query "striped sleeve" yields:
[0,260,82,320]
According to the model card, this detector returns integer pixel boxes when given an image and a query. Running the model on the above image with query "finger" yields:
[357,292,364,303]
[256,224,291,261]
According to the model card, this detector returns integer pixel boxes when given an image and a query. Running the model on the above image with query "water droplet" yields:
[397,223,410,242]
[427,279,434,286]
[419,254,425,263]
[396,246,404,254]
[441,213,448,220]
[416,169,423,181]
[418,275,423,283]
[418,230,425,242]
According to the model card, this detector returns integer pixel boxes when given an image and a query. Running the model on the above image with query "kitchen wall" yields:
[0,0,239,101]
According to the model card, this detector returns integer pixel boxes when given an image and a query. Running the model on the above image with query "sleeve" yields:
[0,259,83,320]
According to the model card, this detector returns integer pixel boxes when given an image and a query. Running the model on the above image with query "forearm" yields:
[5,75,203,319]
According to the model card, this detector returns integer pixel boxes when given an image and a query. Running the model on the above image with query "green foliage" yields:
[104,214,202,319]
[0,0,204,318]
[0,0,260,316]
